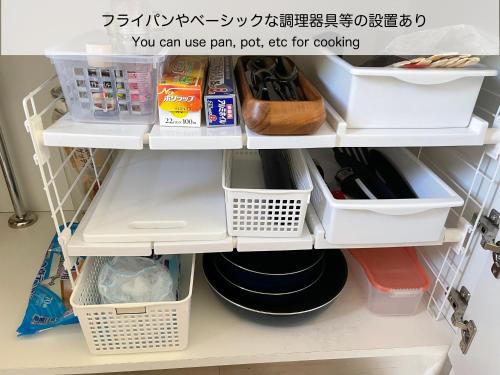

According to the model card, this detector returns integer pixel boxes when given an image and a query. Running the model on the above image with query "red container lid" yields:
[349,247,430,293]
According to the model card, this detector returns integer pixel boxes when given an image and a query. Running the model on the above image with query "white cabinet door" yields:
[449,252,500,375]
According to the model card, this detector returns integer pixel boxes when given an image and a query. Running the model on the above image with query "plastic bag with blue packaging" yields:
[17,223,82,335]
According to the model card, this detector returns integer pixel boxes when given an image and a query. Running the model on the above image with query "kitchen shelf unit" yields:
[24,71,499,274]
[23,72,498,278]
[20,60,500,375]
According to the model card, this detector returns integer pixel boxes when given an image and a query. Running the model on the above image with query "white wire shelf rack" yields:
[417,79,500,326]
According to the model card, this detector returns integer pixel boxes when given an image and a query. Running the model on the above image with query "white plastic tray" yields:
[295,55,497,129]
[305,148,463,247]
[82,149,227,243]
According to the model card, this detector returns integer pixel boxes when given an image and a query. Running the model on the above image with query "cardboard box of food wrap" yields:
[205,56,237,127]
[157,56,208,127]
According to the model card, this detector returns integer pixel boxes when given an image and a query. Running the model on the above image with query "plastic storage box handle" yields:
[363,206,435,215]
[379,72,470,85]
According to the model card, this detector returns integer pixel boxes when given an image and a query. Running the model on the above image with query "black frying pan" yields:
[216,250,325,294]
[220,249,325,274]
[203,250,348,315]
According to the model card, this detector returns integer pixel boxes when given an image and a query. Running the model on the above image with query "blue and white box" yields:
[205,56,237,127]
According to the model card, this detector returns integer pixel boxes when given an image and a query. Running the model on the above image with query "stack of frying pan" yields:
[203,249,348,315]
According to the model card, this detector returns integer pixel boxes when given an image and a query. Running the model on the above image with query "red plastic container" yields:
[348,247,430,315]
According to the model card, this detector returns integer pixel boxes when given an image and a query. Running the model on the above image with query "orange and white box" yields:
[157,56,208,127]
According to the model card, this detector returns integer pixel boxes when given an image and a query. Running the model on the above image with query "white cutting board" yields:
[83,150,227,243]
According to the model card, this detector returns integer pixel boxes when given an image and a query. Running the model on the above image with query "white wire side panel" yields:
[417,147,500,322]
[22,76,114,287]
[417,56,500,325]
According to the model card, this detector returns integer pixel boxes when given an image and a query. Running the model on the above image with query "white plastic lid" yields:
[45,31,164,64]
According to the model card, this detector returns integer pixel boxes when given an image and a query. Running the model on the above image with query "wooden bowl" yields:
[235,57,326,135]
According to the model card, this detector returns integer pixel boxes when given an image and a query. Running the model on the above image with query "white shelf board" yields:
[236,224,314,251]
[68,233,153,256]
[68,188,233,256]
[2,213,452,374]
[83,150,228,243]
[245,121,337,149]
[154,236,234,254]
[68,205,152,257]
[43,114,149,150]
[69,233,234,257]
[329,106,489,147]
[67,164,152,256]
[149,123,244,150]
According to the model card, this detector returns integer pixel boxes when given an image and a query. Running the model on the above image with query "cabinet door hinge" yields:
[448,286,477,354]
[475,209,500,278]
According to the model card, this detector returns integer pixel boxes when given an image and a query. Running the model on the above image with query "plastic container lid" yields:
[349,247,430,292]
[45,31,164,64]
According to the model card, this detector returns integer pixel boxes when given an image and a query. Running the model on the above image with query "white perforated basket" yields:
[70,254,195,355]
[222,149,312,238]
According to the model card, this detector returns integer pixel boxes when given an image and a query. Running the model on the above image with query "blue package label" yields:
[206,96,236,126]
[205,56,238,126]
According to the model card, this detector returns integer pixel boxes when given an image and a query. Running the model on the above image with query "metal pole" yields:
[0,123,37,228]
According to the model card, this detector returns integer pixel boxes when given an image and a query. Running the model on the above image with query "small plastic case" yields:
[348,247,430,316]
[46,32,163,124]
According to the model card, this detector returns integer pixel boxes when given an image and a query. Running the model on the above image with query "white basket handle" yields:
[115,306,147,315]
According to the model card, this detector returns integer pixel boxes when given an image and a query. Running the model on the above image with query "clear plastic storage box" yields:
[347,247,430,316]
[295,55,497,129]
[46,34,163,124]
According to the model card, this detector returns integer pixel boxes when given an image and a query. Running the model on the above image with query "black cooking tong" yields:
[246,57,305,101]
[334,148,417,200]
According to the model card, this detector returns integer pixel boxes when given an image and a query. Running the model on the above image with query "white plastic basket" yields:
[222,149,312,238]
[70,254,195,354]
[305,148,463,246]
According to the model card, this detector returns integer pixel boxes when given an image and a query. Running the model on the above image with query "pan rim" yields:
[219,250,325,276]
